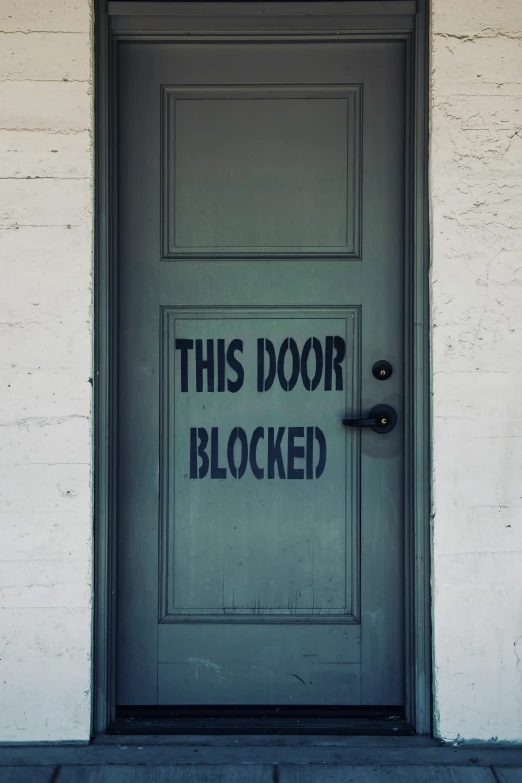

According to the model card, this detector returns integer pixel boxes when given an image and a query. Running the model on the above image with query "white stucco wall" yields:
[0,0,93,741]
[431,0,522,743]
[0,0,521,744]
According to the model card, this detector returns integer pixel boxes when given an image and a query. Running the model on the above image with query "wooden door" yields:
[117,37,405,709]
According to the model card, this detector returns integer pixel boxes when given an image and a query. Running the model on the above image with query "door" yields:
[117,37,405,709]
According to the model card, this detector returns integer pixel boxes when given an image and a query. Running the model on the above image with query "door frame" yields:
[93,0,431,735]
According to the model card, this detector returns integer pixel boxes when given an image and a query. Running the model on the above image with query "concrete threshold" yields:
[0,737,522,781]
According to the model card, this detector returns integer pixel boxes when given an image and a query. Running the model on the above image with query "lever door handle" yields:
[342,404,397,434]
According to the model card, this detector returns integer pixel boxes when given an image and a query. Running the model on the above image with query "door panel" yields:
[117,40,405,708]
[162,86,360,257]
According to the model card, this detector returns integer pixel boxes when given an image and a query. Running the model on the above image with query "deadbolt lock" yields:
[372,360,393,380]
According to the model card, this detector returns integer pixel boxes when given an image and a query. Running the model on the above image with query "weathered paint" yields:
[0,0,521,743]
[0,0,93,742]
[430,0,522,743]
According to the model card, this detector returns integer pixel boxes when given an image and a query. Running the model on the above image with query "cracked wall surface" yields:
[0,0,93,741]
[431,0,522,743]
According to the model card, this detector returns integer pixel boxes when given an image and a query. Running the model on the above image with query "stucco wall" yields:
[431,0,522,743]
[0,0,93,741]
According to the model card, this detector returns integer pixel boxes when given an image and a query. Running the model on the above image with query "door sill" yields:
[110,706,413,735]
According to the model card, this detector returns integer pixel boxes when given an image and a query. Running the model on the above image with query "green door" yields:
[117,38,405,709]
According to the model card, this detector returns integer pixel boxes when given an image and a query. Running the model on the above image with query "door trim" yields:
[93,0,431,735]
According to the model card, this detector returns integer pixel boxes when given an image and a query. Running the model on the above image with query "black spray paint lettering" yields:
[190,426,327,480]
[258,336,345,392]
[176,337,345,392]
[175,338,244,393]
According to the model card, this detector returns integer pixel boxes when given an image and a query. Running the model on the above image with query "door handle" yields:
[342,404,397,434]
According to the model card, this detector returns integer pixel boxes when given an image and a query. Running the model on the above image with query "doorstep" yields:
[0,737,522,781]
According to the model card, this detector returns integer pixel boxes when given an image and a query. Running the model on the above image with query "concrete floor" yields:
[1,737,522,782]
[0,767,520,782]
